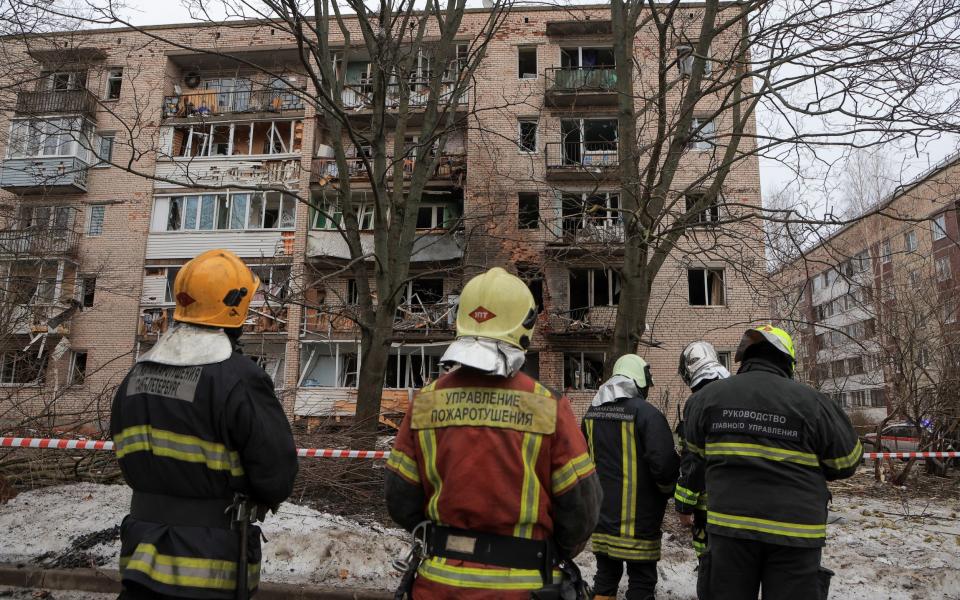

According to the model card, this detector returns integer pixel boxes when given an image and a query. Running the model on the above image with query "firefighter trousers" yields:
[118,581,210,600]
[706,534,822,600]
[593,553,657,600]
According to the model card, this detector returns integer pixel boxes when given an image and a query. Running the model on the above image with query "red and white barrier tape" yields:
[0,437,390,459]
[863,451,959,459]
[2,437,958,461]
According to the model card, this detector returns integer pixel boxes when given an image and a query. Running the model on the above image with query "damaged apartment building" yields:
[0,5,764,428]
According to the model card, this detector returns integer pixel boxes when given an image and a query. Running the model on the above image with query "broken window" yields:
[569,269,621,315]
[518,263,545,313]
[562,192,620,231]
[385,349,445,389]
[0,349,47,385]
[105,68,123,100]
[80,276,96,308]
[406,279,445,308]
[688,268,725,306]
[416,205,446,229]
[69,351,87,385]
[43,70,86,91]
[518,192,540,229]
[519,119,538,153]
[299,342,359,387]
[560,47,615,68]
[347,279,360,305]
[685,191,721,224]
[563,351,605,390]
[153,192,295,232]
[171,120,303,157]
[518,46,538,79]
[687,118,716,151]
[677,43,711,77]
[251,265,291,302]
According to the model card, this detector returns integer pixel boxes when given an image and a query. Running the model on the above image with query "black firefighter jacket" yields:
[683,358,862,549]
[111,343,298,599]
[581,392,680,562]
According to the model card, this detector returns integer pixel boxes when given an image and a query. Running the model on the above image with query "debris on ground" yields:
[0,472,958,599]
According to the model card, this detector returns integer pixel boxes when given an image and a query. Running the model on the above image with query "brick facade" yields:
[0,5,765,431]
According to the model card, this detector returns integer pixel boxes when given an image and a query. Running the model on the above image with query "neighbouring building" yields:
[0,5,765,432]
[770,155,960,426]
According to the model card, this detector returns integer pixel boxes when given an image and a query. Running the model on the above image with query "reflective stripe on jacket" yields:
[582,392,680,562]
[385,368,601,600]
[111,352,298,599]
[683,358,862,548]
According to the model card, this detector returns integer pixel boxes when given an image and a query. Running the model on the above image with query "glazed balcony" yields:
[544,67,618,108]
[310,153,466,185]
[0,156,90,194]
[0,228,80,259]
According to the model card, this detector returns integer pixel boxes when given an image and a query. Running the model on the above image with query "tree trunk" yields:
[354,300,401,442]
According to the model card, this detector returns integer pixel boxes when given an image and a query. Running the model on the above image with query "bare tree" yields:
[840,148,899,219]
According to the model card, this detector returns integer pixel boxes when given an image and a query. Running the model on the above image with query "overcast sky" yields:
[116,0,960,213]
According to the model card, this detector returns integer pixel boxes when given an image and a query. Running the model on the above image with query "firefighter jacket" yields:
[385,367,602,600]
[581,384,680,563]
[111,326,298,599]
[674,379,717,557]
[683,357,863,549]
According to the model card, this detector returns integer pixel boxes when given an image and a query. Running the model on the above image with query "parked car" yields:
[861,421,957,453]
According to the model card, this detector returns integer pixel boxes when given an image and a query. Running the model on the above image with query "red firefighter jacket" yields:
[385,367,601,600]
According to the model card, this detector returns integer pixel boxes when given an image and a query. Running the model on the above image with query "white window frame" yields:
[936,256,952,282]
[95,133,114,167]
[688,117,716,151]
[6,117,94,161]
[176,119,302,159]
[685,190,722,224]
[881,239,892,264]
[559,46,615,69]
[688,267,726,306]
[416,204,447,229]
[904,230,918,253]
[153,191,297,233]
[563,192,621,230]
[87,205,105,236]
[105,68,123,100]
[298,341,361,388]
[563,351,607,391]
[932,214,948,241]
[68,350,87,385]
[677,43,711,76]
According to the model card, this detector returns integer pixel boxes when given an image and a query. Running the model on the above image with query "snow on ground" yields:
[0,481,958,599]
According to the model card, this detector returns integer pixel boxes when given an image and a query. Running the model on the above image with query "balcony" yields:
[339,80,468,121]
[545,141,619,180]
[153,157,302,190]
[15,89,99,117]
[394,302,456,338]
[548,221,625,249]
[0,228,80,259]
[544,306,618,340]
[11,303,76,336]
[162,88,305,119]
[544,67,618,107]
[311,153,466,186]
[0,156,89,194]
[307,230,463,262]
[138,305,287,340]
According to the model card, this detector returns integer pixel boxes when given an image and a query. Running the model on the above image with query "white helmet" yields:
[679,341,730,389]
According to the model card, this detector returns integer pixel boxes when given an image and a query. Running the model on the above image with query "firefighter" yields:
[582,354,680,600]
[111,249,298,600]
[674,341,730,599]
[385,267,602,599]
[683,325,862,600]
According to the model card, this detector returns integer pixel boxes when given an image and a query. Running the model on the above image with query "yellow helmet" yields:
[455,267,537,350]
[735,324,796,364]
[613,354,653,389]
[173,249,260,329]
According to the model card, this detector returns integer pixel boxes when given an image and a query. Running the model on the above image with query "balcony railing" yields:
[554,220,625,246]
[545,141,619,173]
[139,305,287,339]
[15,89,99,116]
[0,156,90,193]
[395,301,456,333]
[162,88,305,118]
[0,228,81,258]
[311,153,466,183]
[340,80,468,110]
[543,306,619,337]
[545,67,618,93]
